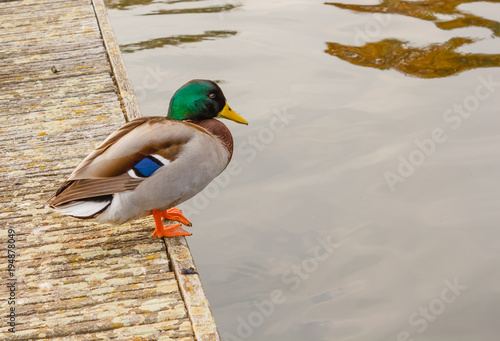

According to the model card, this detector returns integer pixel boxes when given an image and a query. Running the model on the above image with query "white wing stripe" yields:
[151,154,171,166]
[127,169,141,179]
[54,200,110,218]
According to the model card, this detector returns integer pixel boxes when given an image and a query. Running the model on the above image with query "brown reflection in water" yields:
[324,0,500,78]
[141,4,237,15]
[105,0,206,10]
[120,30,238,53]
[105,0,240,14]
[326,0,500,37]
[326,38,500,78]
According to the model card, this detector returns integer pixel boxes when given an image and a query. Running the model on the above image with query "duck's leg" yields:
[151,209,192,238]
[160,208,192,226]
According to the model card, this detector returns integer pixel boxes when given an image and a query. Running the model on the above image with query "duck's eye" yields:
[209,93,216,99]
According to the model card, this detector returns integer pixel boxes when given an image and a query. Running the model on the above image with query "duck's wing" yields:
[48,117,197,211]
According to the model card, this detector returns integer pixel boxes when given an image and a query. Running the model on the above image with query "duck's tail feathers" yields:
[51,195,112,219]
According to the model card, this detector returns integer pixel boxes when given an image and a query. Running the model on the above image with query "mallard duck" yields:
[48,79,248,238]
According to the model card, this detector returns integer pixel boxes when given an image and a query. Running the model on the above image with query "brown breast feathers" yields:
[192,119,234,160]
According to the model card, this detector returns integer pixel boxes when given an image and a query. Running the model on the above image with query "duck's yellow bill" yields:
[217,103,248,125]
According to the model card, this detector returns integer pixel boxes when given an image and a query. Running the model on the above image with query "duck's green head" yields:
[167,79,248,125]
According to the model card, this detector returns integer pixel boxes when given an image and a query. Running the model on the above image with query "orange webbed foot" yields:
[151,209,192,238]
[160,208,192,227]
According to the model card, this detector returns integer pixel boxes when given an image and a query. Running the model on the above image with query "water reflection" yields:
[105,0,207,10]
[325,0,500,78]
[325,38,500,78]
[141,4,238,16]
[326,0,500,36]
[105,0,239,15]
[105,0,154,10]
[120,30,237,53]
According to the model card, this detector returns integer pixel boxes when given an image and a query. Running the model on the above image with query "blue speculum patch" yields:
[133,156,163,177]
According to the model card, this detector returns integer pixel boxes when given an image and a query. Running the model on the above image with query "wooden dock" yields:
[0,0,220,339]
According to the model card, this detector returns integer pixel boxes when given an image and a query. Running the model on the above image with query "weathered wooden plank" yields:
[0,46,106,69]
[0,80,115,102]
[0,0,88,15]
[0,65,110,87]
[0,102,119,127]
[0,94,119,119]
[0,72,114,92]
[0,22,99,43]
[0,0,85,8]
[0,4,95,25]
[0,37,103,54]
[0,76,117,112]
[0,58,108,80]
[0,24,101,46]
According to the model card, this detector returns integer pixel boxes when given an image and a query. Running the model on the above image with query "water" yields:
[105,1,500,340]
